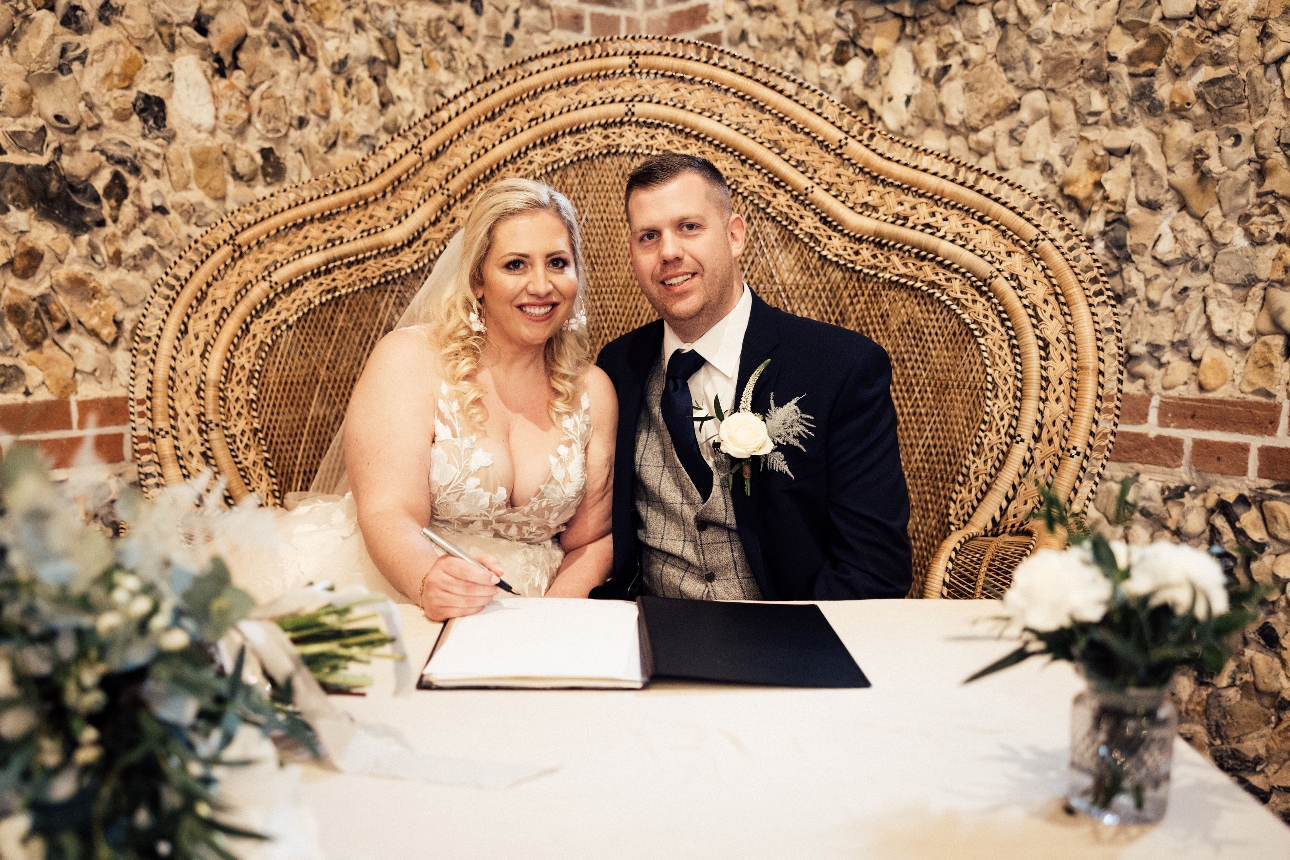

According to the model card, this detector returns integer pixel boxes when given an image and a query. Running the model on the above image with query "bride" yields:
[265,179,616,621]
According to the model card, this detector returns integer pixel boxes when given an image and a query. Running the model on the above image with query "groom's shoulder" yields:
[596,320,664,373]
[765,305,888,369]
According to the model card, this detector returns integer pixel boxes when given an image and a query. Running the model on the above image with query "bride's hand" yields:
[418,551,505,622]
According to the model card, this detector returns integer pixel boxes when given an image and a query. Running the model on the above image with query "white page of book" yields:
[423,598,643,686]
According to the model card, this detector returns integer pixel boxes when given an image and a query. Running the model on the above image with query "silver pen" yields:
[420,526,518,594]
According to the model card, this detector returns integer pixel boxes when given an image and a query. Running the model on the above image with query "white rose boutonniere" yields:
[700,360,815,495]
[717,412,774,458]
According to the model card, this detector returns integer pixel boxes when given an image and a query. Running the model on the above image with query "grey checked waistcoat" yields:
[634,361,764,600]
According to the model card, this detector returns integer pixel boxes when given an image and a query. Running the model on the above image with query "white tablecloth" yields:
[300,599,1290,859]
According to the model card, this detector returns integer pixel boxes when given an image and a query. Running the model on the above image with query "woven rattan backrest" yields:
[130,38,1122,599]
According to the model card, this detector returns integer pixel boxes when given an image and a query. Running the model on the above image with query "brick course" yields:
[590,11,621,36]
[1258,446,1290,481]
[552,6,585,32]
[76,397,130,430]
[1157,396,1281,436]
[1109,430,1184,468]
[36,433,128,469]
[553,0,716,38]
[0,400,73,434]
[646,2,710,34]
[1120,391,1152,425]
[1190,439,1250,476]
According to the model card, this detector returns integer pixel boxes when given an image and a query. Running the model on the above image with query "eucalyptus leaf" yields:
[140,679,200,727]
[0,445,46,493]
[182,559,255,643]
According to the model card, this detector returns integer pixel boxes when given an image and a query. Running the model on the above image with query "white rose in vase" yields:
[1122,542,1228,618]
[1003,548,1112,632]
[718,412,774,459]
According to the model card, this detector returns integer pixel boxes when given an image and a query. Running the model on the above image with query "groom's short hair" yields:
[624,153,732,217]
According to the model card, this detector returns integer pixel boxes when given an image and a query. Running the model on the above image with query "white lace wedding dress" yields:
[244,381,594,606]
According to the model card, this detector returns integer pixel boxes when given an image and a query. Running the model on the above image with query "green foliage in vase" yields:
[0,446,316,860]
[968,476,1268,691]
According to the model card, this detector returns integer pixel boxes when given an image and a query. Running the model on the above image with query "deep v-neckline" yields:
[429,385,591,533]
[498,442,561,510]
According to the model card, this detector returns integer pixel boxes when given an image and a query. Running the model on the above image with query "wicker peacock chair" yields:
[129,38,1123,600]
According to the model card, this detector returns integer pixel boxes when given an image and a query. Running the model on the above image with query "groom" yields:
[592,154,912,602]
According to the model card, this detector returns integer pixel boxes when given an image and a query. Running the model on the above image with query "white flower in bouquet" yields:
[718,412,774,459]
[1122,541,1229,619]
[1003,548,1112,632]
[1106,539,1132,570]
[0,813,33,860]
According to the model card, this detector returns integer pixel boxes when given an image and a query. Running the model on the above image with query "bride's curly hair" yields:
[432,179,590,429]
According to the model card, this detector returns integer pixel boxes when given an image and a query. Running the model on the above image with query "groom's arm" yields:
[810,342,913,600]
[589,333,647,600]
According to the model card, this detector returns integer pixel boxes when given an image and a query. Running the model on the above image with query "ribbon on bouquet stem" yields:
[219,584,556,789]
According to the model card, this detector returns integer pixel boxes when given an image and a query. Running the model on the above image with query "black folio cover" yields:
[636,596,870,688]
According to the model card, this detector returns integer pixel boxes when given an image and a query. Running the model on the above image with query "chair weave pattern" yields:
[129,38,1123,599]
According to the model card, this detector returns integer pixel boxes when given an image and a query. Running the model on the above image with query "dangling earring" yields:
[563,305,586,332]
[469,299,485,334]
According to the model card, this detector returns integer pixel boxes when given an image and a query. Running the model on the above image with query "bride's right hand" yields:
[418,551,505,622]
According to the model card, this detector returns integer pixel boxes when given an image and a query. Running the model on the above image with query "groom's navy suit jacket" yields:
[592,293,913,601]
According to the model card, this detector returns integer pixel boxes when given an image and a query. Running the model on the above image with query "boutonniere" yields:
[695,360,815,495]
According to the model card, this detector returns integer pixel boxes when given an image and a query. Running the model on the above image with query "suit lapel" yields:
[603,321,664,597]
[731,294,782,598]
[620,321,664,444]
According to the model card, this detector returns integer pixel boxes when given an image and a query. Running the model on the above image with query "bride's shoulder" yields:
[577,364,617,423]
[354,327,443,398]
[367,327,441,370]
[381,324,438,352]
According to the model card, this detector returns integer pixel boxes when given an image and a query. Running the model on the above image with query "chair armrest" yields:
[924,530,1038,599]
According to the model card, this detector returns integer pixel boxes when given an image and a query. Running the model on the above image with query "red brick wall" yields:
[1111,392,1290,484]
[552,0,721,42]
[0,397,131,470]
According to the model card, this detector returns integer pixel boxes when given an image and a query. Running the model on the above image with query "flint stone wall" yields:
[0,0,1288,822]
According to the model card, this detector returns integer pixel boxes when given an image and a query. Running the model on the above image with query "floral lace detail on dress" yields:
[429,382,592,544]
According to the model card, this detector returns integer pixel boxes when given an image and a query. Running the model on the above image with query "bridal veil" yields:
[303,231,467,499]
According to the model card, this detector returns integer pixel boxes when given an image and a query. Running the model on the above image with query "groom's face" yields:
[626,172,746,343]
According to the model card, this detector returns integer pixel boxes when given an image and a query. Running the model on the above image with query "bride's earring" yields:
[469,299,485,334]
[563,305,586,332]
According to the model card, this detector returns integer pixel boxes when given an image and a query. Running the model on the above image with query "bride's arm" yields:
[346,329,501,619]
[545,366,617,598]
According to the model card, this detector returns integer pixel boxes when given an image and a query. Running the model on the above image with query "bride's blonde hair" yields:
[432,179,590,428]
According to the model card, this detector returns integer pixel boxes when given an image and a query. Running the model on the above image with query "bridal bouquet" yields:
[967,479,1265,824]
[0,445,397,860]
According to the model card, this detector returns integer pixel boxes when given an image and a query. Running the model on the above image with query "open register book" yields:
[420,599,645,689]
[418,596,870,690]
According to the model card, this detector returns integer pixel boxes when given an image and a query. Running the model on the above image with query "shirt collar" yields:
[662,285,752,379]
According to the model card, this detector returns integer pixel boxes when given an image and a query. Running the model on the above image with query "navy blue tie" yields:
[662,349,712,500]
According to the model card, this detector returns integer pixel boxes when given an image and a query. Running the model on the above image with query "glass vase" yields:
[1067,687,1178,825]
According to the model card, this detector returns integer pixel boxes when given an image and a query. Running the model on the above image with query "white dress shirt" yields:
[661,286,752,465]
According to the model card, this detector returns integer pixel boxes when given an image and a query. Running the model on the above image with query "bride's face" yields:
[473,209,579,351]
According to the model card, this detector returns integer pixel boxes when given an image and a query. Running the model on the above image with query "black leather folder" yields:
[636,596,870,688]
